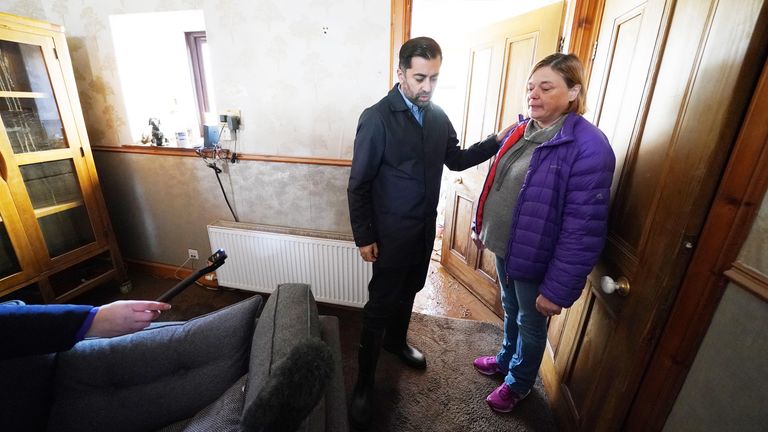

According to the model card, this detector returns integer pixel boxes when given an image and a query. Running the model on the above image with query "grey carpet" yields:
[333,309,558,432]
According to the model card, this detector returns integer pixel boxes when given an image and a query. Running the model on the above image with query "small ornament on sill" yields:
[175,131,188,147]
[148,117,168,146]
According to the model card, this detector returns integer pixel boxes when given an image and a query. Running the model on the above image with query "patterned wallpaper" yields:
[93,152,351,266]
[8,0,389,158]
[2,1,389,264]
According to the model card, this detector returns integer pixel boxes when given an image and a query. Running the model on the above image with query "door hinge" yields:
[80,147,85,157]
[558,36,565,53]
[53,47,59,59]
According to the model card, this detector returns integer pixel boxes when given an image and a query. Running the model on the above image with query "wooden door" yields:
[441,3,563,318]
[540,0,767,430]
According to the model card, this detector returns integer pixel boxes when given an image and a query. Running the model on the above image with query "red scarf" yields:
[473,120,528,234]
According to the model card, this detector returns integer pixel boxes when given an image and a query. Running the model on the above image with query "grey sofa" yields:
[0,283,348,432]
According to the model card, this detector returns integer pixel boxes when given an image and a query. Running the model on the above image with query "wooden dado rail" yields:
[91,145,352,167]
[724,261,768,302]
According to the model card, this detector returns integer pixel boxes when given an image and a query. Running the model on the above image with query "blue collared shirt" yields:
[398,85,425,126]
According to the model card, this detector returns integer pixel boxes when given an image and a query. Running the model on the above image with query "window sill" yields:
[92,144,224,158]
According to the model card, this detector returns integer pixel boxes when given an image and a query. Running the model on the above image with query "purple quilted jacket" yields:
[476,112,615,308]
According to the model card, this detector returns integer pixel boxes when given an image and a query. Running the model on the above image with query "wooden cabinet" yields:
[0,13,127,302]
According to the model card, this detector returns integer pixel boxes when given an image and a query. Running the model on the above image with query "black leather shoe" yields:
[384,343,427,369]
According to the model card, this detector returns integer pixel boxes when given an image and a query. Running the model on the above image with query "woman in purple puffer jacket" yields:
[471,53,615,413]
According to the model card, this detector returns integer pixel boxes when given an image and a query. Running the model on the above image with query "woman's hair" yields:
[399,37,442,71]
[530,53,587,115]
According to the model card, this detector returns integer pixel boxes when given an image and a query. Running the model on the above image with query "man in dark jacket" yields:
[347,36,512,428]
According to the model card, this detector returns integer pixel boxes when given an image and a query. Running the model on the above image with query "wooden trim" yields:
[33,199,84,218]
[626,47,768,431]
[91,144,353,166]
[0,12,63,32]
[93,145,224,158]
[390,0,412,86]
[724,262,768,302]
[235,153,351,166]
[125,259,219,289]
[0,91,47,98]
[565,0,605,83]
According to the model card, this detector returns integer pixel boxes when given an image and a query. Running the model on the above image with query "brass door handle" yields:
[601,276,630,296]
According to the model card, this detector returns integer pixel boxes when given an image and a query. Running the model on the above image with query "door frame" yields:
[393,1,768,429]
[390,0,412,86]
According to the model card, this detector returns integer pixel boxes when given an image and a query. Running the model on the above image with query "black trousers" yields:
[362,257,431,343]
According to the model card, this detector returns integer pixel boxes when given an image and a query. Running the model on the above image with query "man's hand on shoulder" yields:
[496,123,517,143]
[358,243,379,262]
[85,300,171,338]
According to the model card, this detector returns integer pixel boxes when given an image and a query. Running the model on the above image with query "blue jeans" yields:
[495,255,548,394]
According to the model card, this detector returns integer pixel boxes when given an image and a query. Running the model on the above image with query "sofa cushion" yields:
[47,296,263,432]
[178,374,247,432]
[245,284,323,431]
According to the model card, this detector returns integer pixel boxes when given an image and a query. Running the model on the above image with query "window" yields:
[110,10,215,146]
[186,31,216,136]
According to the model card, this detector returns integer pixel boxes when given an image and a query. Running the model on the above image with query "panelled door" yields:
[539,0,767,430]
[441,2,563,318]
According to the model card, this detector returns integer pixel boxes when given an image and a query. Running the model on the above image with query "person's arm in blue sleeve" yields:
[0,300,171,360]
[1,304,94,359]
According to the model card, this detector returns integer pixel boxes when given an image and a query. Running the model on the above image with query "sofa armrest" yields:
[244,284,329,431]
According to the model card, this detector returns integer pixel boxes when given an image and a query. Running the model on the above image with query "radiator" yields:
[207,220,371,308]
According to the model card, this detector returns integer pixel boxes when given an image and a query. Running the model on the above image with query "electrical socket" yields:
[188,249,199,260]
[224,109,241,130]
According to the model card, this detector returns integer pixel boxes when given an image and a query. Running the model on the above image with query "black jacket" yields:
[347,85,499,267]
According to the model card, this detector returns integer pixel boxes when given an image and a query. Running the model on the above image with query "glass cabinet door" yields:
[0,40,67,154]
[19,160,96,257]
[0,33,103,264]
[0,182,40,291]
[0,213,22,279]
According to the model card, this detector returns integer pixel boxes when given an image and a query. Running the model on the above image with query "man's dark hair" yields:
[398,37,442,71]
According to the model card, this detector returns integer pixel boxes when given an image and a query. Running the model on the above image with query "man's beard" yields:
[402,83,431,107]
[410,93,431,108]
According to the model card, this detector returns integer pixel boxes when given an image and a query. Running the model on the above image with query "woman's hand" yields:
[535,294,562,317]
[86,301,171,338]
